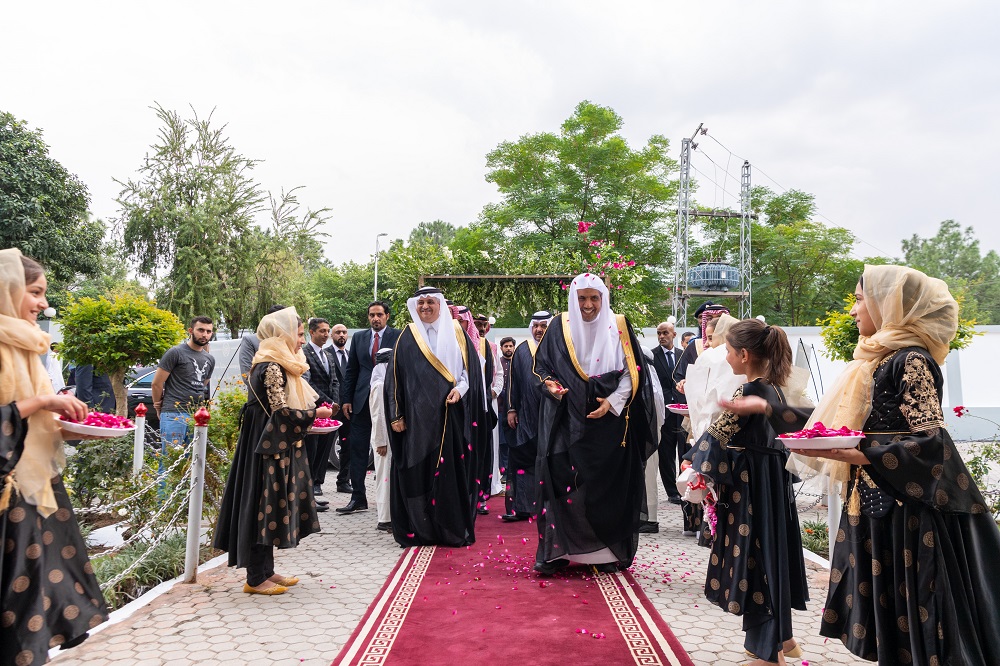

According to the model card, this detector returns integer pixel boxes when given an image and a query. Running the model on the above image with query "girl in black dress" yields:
[214,307,332,595]
[689,319,807,665]
[1,249,108,665]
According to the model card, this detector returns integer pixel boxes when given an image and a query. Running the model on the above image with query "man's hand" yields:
[507,410,518,429]
[718,395,769,416]
[342,403,352,419]
[446,389,461,404]
[586,396,612,419]
[329,403,341,417]
[391,418,406,433]
[790,447,868,466]
[376,445,388,457]
[544,379,568,400]
[676,379,686,395]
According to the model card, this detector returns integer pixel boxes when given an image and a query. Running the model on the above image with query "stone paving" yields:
[52,472,866,666]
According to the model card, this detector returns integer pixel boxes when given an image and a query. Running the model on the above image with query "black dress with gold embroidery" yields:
[812,347,1000,664]
[214,363,320,569]
[1,403,108,666]
[689,379,809,663]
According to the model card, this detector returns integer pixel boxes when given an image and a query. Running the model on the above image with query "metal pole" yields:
[739,161,753,319]
[183,407,210,583]
[133,403,148,475]
[827,475,841,550]
[373,232,388,301]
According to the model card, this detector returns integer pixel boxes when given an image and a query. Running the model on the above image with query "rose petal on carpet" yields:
[333,498,694,666]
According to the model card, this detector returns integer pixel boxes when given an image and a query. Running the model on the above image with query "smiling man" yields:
[384,286,489,547]
[532,274,657,574]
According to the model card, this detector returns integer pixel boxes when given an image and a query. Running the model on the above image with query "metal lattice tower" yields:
[739,160,752,319]
[673,135,693,325]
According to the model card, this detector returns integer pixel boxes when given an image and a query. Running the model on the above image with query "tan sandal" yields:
[243,582,288,595]
[269,575,299,586]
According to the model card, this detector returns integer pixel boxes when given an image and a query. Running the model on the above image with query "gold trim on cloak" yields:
[453,321,469,371]
[560,313,589,381]
[406,323,456,386]
[616,314,640,401]
[478,336,488,359]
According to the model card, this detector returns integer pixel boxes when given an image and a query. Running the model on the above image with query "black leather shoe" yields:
[376,522,392,532]
[336,484,353,493]
[533,559,570,576]
[316,504,329,512]
[668,496,683,505]
[314,485,324,496]
[593,562,620,574]
[476,506,490,515]
[501,513,528,522]
[637,521,658,533]
[335,500,368,513]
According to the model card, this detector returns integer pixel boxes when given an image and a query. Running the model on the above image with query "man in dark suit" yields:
[328,323,352,493]
[337,301,401,513]
[302,318,341,511]
[651,321,686,504]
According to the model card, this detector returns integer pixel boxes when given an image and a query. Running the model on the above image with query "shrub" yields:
[800,517,829,559]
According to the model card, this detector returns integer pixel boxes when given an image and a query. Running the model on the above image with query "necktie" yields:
[319,346,328,373]
[371,331,380,366]
[339,349,347,373]
[665,349,674,371]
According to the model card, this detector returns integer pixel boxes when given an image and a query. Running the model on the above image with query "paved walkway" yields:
[53,474,865,666]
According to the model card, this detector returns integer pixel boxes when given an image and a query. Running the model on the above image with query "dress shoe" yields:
[477,506,490,515]
[593,562,620,574]
[638,521,659,533]
[336,499,368,513]
[668,496,683,505]
[314,485,324,496]
[336,483,353,493]
[501,513,528,522]
[316,504,329,512]
[243,582,288,595]
[533,559,570,576]
[376,522,392,532]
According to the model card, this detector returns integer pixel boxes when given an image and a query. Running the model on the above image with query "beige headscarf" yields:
[710,313,738,349]
[251,307,318,410]
[0,248,64,517]
[796,264,957,491]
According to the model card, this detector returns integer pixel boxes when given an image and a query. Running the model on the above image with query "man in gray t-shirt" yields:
[152,316,216,447]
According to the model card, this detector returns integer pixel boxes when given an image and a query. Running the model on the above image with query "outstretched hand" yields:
[544,379,568,400]
[586,396,612,419]
[718,395,769,416]
[790,447,869,466]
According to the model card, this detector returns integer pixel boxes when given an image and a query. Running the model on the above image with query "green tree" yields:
[58,295,186,415]
[482,100,679,271]
[116,104,266,323]
[408,220,457,247]
[901,220,1000,324]
[0,111,104,291]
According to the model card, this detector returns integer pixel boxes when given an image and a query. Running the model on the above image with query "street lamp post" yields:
[373,233,388,300]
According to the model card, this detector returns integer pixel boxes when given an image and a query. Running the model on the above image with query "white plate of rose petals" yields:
[777,422,863,450]
[309,418,342,434]
[667,403,689,415]
[57,412,136,438]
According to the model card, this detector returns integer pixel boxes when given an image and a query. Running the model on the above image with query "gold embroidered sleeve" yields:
[264,363,288,412]
[899,352,945,432]
[707,385,744,446]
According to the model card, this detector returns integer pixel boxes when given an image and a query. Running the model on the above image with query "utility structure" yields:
[672,124,754,325]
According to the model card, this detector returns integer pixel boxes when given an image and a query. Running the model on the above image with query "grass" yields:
[800,518,829,559]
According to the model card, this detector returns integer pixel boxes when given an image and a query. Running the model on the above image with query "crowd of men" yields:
[150,276,709,573]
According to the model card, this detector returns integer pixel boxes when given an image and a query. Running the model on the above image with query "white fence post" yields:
[183,407,210,583]
[133,403,147,476]
[827,475,841,540]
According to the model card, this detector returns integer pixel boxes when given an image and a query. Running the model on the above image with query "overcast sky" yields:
[3,1,998,266]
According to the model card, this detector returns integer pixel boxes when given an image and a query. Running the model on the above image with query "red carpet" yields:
[334,497,694,666]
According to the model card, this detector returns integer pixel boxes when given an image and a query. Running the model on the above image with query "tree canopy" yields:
[0,111,105,296]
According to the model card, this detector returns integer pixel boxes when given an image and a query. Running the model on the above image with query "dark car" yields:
[126,366,159,431]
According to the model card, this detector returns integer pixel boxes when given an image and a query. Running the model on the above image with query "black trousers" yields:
[349,407,372,502]
[246,544,274,586]
[658,415,689,499]
[504,441,537,516]
[305,432,336,486]
[334,426,351,485]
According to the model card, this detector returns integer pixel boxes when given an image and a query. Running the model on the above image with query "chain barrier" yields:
[74,438,195,516]
[94,465,193,559]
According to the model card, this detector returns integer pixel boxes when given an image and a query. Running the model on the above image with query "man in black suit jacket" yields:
[337,301,401,513]
[651,321,687,503]
[328,323,352,492]
[302,318,341,509]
